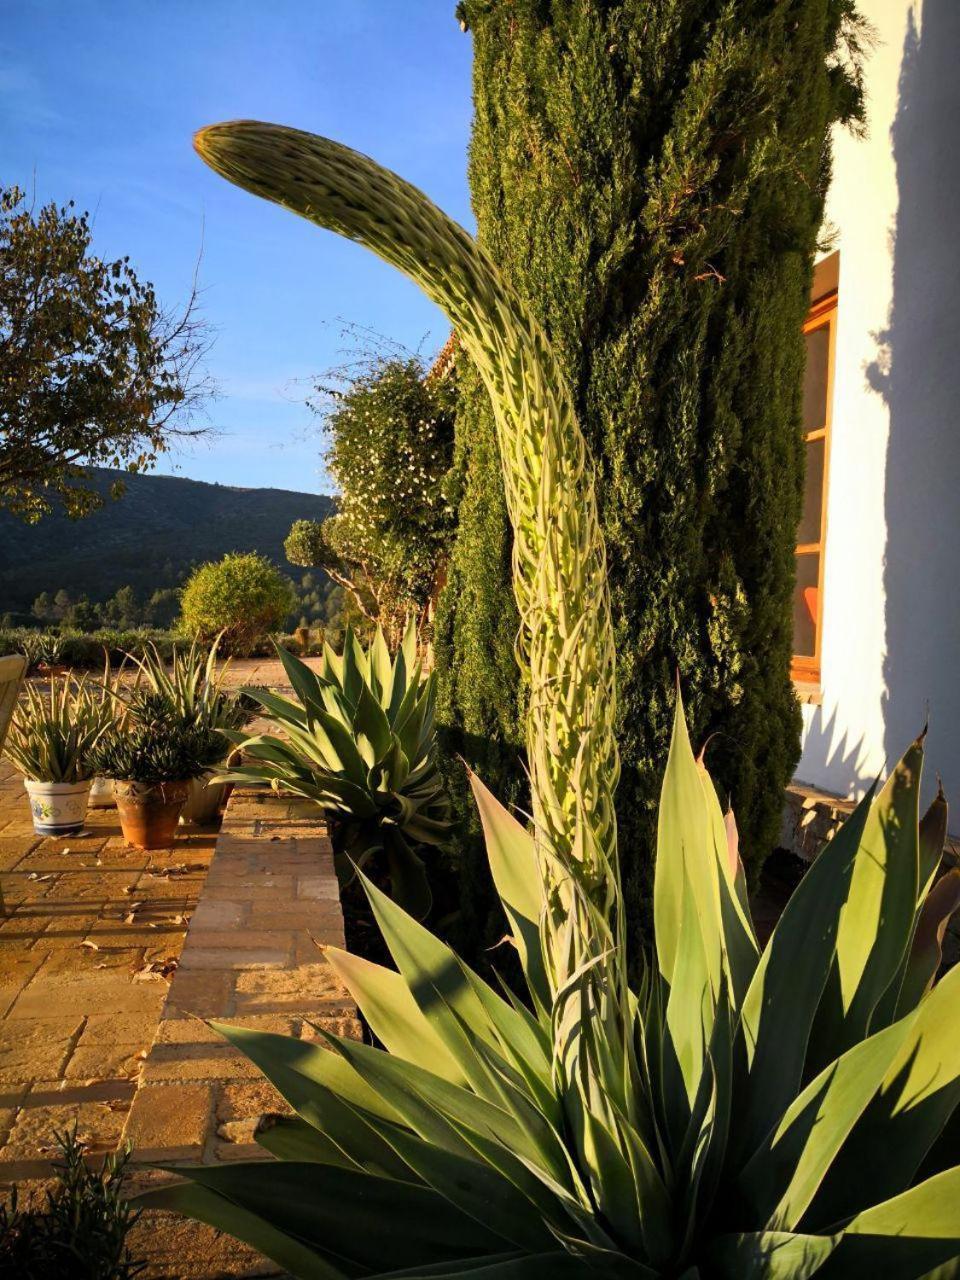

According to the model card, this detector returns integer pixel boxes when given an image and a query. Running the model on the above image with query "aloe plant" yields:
[218,621,451,919]
[122,635,248,738]
[4,673,114,782]
[134,123,960,1277]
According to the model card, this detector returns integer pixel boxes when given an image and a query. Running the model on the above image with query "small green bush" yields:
[0,1129,143,1279]
[179,553,295,657]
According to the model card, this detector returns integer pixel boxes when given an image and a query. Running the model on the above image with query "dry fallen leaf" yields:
[80,940,100,951]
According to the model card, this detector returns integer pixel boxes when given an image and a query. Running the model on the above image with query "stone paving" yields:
[123,786,358,1168]
[120,787,357,1278]
[0,757,217,1185]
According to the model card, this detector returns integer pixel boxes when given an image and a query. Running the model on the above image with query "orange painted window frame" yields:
[791,288,838,685]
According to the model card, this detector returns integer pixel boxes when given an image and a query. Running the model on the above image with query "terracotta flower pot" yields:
[114,779,191,849]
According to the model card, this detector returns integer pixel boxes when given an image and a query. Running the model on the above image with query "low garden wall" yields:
[123,786,358,1166]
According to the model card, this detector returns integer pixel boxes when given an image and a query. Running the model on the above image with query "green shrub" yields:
[286,355,456,645]
[0,1129,143,1279]
[179,553,295,656]
[440,0,868,941]
[0,627,180,670]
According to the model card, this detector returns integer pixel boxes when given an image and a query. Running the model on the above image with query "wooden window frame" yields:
[792,287,837,686]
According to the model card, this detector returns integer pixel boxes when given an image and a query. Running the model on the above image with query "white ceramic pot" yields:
[88,776,116,808]
[24,779,91,837]
[178,772,228,826]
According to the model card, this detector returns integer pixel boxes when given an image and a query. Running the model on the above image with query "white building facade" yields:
[793,0,960,829]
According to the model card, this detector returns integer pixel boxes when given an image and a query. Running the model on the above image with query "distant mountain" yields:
[0,468,334,615]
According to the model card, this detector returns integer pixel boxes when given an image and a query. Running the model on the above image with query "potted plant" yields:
[122,638,250,825]
[88,694,225,849]
[3,674,113,836]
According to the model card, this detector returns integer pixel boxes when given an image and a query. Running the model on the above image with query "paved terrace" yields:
[0,655,357,1277]
[0,757,216,1182]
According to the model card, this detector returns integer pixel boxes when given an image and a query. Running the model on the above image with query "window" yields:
[792,261,837,684]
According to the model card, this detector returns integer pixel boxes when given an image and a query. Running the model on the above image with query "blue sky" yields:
[2,1,473,495]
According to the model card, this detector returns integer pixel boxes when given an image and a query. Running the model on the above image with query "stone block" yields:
[80,1011,161,1044]
[1,1078,132,1163]
[178,947,290,972]
[296,876,340,901]
[188,931,296,952]
[125,1082,213,1161]
[8,974,166,1020]
[186,899,246,930]
[163,969,235,1019]
[141,1042,261,1083]
[0,1017,84,1083]
[64,1042,146,1082]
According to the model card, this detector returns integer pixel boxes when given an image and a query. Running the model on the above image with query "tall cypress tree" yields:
[436,0,865,949]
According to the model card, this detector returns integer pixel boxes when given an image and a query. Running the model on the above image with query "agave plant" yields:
[218,621,452,918]
[141,703,960,1277]
[134,123,960,1276]
[4,673,114,782]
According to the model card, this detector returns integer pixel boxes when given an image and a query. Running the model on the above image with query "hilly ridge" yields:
[0,467,334,615]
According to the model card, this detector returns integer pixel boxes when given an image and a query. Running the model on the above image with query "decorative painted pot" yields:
[23,779,91,837]
[88,776,116,809]
[114,779,191,850]
[179,772,228,826]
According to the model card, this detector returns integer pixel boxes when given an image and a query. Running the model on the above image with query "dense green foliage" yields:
[29,584,180,631]
[0,185,212,522]
[0,466,334,621]
[1,627,193,671]
[179,552,296,656]
[285,356,456,645]
[440,0,867,933]
[89,691,224,783]
[0,1130,143,1280]
[221,623,452,918]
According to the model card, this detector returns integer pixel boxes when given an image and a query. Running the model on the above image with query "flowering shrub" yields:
[285,356,455,645]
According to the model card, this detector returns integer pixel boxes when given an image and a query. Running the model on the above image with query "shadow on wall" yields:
[796,703,871,797]
[867,0,960,812]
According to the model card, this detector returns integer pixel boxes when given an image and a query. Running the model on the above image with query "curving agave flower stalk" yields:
[193,122,621,991]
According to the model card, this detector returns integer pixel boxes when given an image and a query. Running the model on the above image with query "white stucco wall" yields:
[796,0,960,828]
